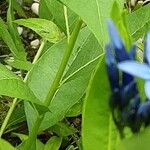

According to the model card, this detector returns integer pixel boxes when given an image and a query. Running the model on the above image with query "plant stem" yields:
[44,18,82,106]
[21,116,44,150]
[0,98,17,137]
[23,18,82,149]
[0,40,46,138]
[63,5,70,43]
[32,40,45,64]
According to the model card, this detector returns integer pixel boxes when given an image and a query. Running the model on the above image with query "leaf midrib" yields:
[62,53,104,83]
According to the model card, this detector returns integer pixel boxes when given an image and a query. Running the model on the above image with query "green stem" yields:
[63,5,70,43]
[24,18,82,149]
[32,40,45,64]
[21,116,44,150]
[0,40,46,138]
[0,98,17,137]
[44,18,82,106]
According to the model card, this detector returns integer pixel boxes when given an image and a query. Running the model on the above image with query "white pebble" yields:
[31,3,39,15]
[30,39,40,49]
[17,26,23,35]
[131,0,137,6]
[138,0,144,5]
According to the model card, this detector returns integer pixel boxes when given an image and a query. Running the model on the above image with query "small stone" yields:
[138,0,144,5]
[131,0,137,6]
[30,39,40,49]
[17,26,23,35]
[31,2,39,15]
[22,30,28,38]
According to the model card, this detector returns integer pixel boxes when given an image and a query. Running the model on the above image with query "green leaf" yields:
[0,139,15,150]
[66,145,75,150]
[44,136,62,150]
[13,133,44,150]
[59,0,123,46]
[12,0,27,18]
[111,1,132,50]
[7,104,26,129]
[117,128,150,150]
[82,58,118,150]
[5,59,33,71]
[66,98,82,117]
[63,27,103,79]
[41,60,99,130]
[12,133,28,142]
[27,40,67,102]
[0,64,42,105]
[50,122,77,137]
[127,4,150,41]
[7,0,26,61]
[24,28,103,131]
[39,0,53,20]
[43,0,77,33]
[14,18,62,43]
[0,18,22,60]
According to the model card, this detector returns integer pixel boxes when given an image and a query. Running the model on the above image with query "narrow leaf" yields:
[5,59,33,71]
[82,58,118,150]
[7,0,26,61]
[0,18,20,59]
[14,18,62,43]
[50,122,77,137]
[44,136,62,150]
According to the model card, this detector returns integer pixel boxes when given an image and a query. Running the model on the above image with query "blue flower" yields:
[106,20,141,133]
[106,20,139,109]
[118,33,150,126]
[118,33,150,99]
[137,100,150,126]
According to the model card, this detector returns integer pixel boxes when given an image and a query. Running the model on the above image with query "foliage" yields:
[0,0,150,150]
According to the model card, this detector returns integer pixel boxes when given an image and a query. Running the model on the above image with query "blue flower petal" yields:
[145,81,150,100]
[105,44,119,91]
[137,101,150,119]
[145,33,150,65]
[107,20,128,62]
[118,61,150,80]
[122,81,138,101]
[105,44,115,65]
